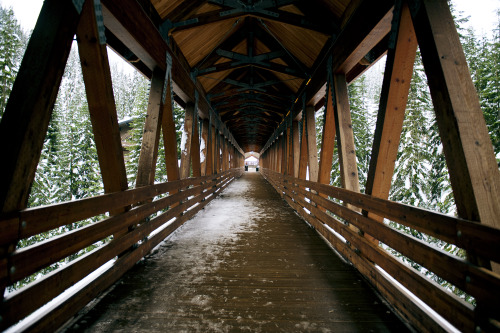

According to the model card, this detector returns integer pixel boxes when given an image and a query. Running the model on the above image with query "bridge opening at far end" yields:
[245,152,260,172]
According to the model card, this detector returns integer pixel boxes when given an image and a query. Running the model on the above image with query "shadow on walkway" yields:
[63,172,409,332]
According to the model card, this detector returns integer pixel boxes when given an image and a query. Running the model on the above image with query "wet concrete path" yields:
[65,172,409,332]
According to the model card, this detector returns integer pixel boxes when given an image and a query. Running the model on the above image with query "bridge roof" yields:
[104,0,392,152]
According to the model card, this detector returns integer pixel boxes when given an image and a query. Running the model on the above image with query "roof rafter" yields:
[195,49,308,78]
[163,1,333,35]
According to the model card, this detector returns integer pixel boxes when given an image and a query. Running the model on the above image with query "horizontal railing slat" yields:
[286,182,500,306]
[262,169,500,332]
[270,175,448,333]
[0,176,214,244]
[283,174,500,263]
[16,170,239,333]
[8,181,214,284]
[278,181,475,332]
[1,169,242,331]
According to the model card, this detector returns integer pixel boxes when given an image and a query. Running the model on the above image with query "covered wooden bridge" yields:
[1,0,499,332]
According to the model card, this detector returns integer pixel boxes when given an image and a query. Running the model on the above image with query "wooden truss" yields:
[0,0,499,332]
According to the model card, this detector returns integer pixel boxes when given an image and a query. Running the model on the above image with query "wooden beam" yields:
[165,0,208,22]
[180,103,195,179]
[223,138,229,171]
[169,8,332,35]
[0,0,81,300]
[287,125,294,176]
[215,131,221,173]
[191,113,201,177]
[334,74,361,207]
[161,80,181,182]
[365,2,417,218]
[290,0,394,117]
[207,124,215,175]
[197,60,308,79]
[293,121,300,178]
[200,119,209,176]
[77,1,128,198]
[136,69,165,186]
[101,0,222,127]
[305,106,319,182]
[298,116,308,180]
[317,81,337,185]
[0,0,80,214]
[410,0,500,270]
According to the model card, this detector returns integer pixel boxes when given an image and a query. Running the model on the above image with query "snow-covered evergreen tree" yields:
[348,75,375,192]
[0,5,26,118]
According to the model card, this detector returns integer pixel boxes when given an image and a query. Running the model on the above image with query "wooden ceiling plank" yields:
[101,0,244,154]
[168,6,332,35]
[165,0,208,22]
[254,23,310,76]
[290,0,394,119]
[260,0,394,154]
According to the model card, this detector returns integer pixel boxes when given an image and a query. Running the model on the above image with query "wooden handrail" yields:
[280,172,500,263]
[0,176,215,244]
[262,168,500,332]
[0,169,243,331]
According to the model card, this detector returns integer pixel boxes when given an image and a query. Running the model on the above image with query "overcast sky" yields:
[0,0,498,36]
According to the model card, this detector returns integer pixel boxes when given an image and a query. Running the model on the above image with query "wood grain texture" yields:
[191,112,202,177]
[161,79,181,182]
[77,0,128,199]
[318,83,336,185]
[262,169,499,331]
[200,119,209,175]
[305,106,319,182]
[136,69,165,187]
[410,0,500,233]
[292,121,300,177]
[61,173,408,333]
[0,0,80,213]
[180,103,194,179]
[365,2,417,213]
[333,74,360,199]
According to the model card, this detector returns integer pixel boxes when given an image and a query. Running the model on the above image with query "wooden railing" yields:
[262,168,500,332]
[0,168,243,332]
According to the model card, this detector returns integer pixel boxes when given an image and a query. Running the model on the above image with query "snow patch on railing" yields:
[375,265,460,333]
[5,260,115,333]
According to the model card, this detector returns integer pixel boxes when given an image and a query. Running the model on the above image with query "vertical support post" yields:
[180,102,195,179]
[221,136,228,171]
[334,74,361,207]
[365,2,417,217]
[207,122,214,175]
[200,119,209,176]
[287,123,294,176]
[0,0,81,297]
[298,112,308,180]
[77,0,128,203]
[190,112,201,177]
[277,136,283,173]
[305,105,319,182]
[210,125,217,174]
[410,0,500,270]
[135,69,164,187]
[215,130,221,173]
[318,62,337,185]
[0,0,81,213]
[293,120,300,178]
[160,54,180,183]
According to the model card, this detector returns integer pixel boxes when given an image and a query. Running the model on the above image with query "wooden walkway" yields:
[63,173,409,332]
